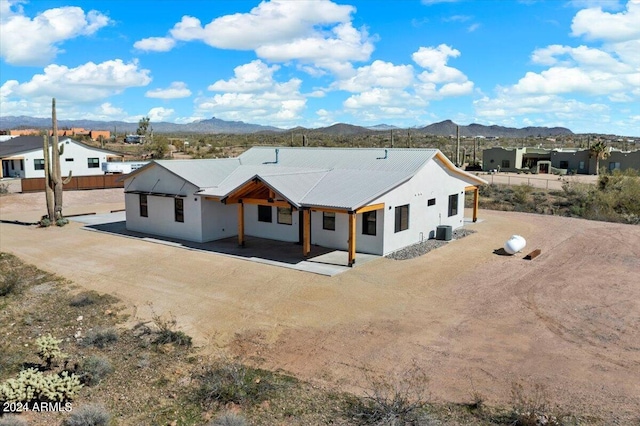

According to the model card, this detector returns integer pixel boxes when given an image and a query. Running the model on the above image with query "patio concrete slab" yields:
[70,212,380,276]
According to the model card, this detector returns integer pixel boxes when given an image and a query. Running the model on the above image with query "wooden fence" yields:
[21,174,124,193]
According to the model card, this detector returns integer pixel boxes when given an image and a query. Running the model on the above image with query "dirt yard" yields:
[1,189,639,423]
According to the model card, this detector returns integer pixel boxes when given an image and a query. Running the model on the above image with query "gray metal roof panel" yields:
[300,169,410,210]
[238,147,437,174]
[154,158,240,188]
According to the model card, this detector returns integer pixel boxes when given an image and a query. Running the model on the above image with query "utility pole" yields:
[456,125,460,166]
[407,130,411,148]
[390,129,394,148]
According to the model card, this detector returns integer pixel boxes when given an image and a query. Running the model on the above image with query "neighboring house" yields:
[6,128,111,141]
[483,146,640,174]
[123,147,486,265]
[0,136,123,179]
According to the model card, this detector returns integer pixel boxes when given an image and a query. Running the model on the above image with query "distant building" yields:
[0,136,123,179]
[6,128,110,141]
[482,146,640,174]
[124,134,145,144]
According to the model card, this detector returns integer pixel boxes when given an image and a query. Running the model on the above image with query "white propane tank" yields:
[504,235,526,255]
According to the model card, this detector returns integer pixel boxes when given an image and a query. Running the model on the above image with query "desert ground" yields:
[1,188,639,423]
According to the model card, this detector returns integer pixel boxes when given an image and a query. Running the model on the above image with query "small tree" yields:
[589,140,610,175]
[136,116,152,143]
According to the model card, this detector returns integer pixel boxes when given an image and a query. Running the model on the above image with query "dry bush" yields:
[343,364,434,425]
[81,328,118,349]
[195,359,276,407]
[64,403,111,426]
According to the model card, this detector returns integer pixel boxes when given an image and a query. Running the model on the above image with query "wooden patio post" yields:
[473,187,479,222]
[348,211,356,266]
[237,202,245,246]
[303,208,311,257]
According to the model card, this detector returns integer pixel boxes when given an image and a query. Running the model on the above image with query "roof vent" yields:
[376,149,388,160]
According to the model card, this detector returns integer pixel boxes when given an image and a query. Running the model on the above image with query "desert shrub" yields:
[508,382,561,426]
[69,291,100,307]
[77,356,113,386]
[39,216,51,228]
[0,269,23,297]
[0,368,82,403]
[512,184,533,205]
[64,403,111,426]
[152,312,192,347]
[0,182,9,195]
[206,412,248,426]
[196,361,275,407]
[81,328,118,349]
[0,416,28,426]
[343,365,430,425]
[36,334,66,368]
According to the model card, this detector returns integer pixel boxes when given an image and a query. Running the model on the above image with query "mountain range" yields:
[0,116,573,138]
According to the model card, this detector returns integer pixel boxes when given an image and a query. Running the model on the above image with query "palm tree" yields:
[589,141,610,175]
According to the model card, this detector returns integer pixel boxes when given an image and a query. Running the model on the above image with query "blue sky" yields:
[1,0,639,135]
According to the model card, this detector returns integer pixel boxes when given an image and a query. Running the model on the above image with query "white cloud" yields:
[343,88,427,123]
[255,22,374,75]
[468,23,481,32]
[566,0,624,10]
[134,37,176,52]
[2,59,151,105]
[147,107,174,122]
[0,2,110,65]
[208,60,280,92]
[146,81,192,99]
[475,94,609,119]
[170,0,354,49]
[195,60,306,126]
[334,60,414,92]
[476,2,640,129]
[571,0,640,41]
[412,44,474,98]
[140,0,372,75]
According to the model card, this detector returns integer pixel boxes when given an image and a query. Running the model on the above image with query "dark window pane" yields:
[175,198,184,222]
[362,211,376,236]
[448,194,458,217]
[258,205,272,222]
[139,194,148,218]
[323,212,335,231]
[394,205,409,233]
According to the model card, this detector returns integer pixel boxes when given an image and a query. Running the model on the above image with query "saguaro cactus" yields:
[42,98,72,223]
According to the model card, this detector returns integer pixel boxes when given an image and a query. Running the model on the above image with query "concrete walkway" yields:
[71,212,380,276]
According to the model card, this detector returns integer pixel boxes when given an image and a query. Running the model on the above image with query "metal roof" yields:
[299,169,410,210]
[154,158,240,188]
[0,136,123,158]
[134,147,485,211]
[238,147,438,173]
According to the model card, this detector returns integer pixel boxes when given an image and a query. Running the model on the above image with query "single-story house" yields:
[123,147,487,265]
[483,146,640,174]
[0,136,124,179]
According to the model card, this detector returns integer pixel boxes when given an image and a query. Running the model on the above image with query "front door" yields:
[539,163,549,174]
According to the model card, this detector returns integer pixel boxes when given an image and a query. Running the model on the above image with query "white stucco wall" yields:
[310,209,384,255]
[18,139,119,178]
[201,199,238,242]
[124,165,203,242]
[243,204,299,242]
[374,159,471,256]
